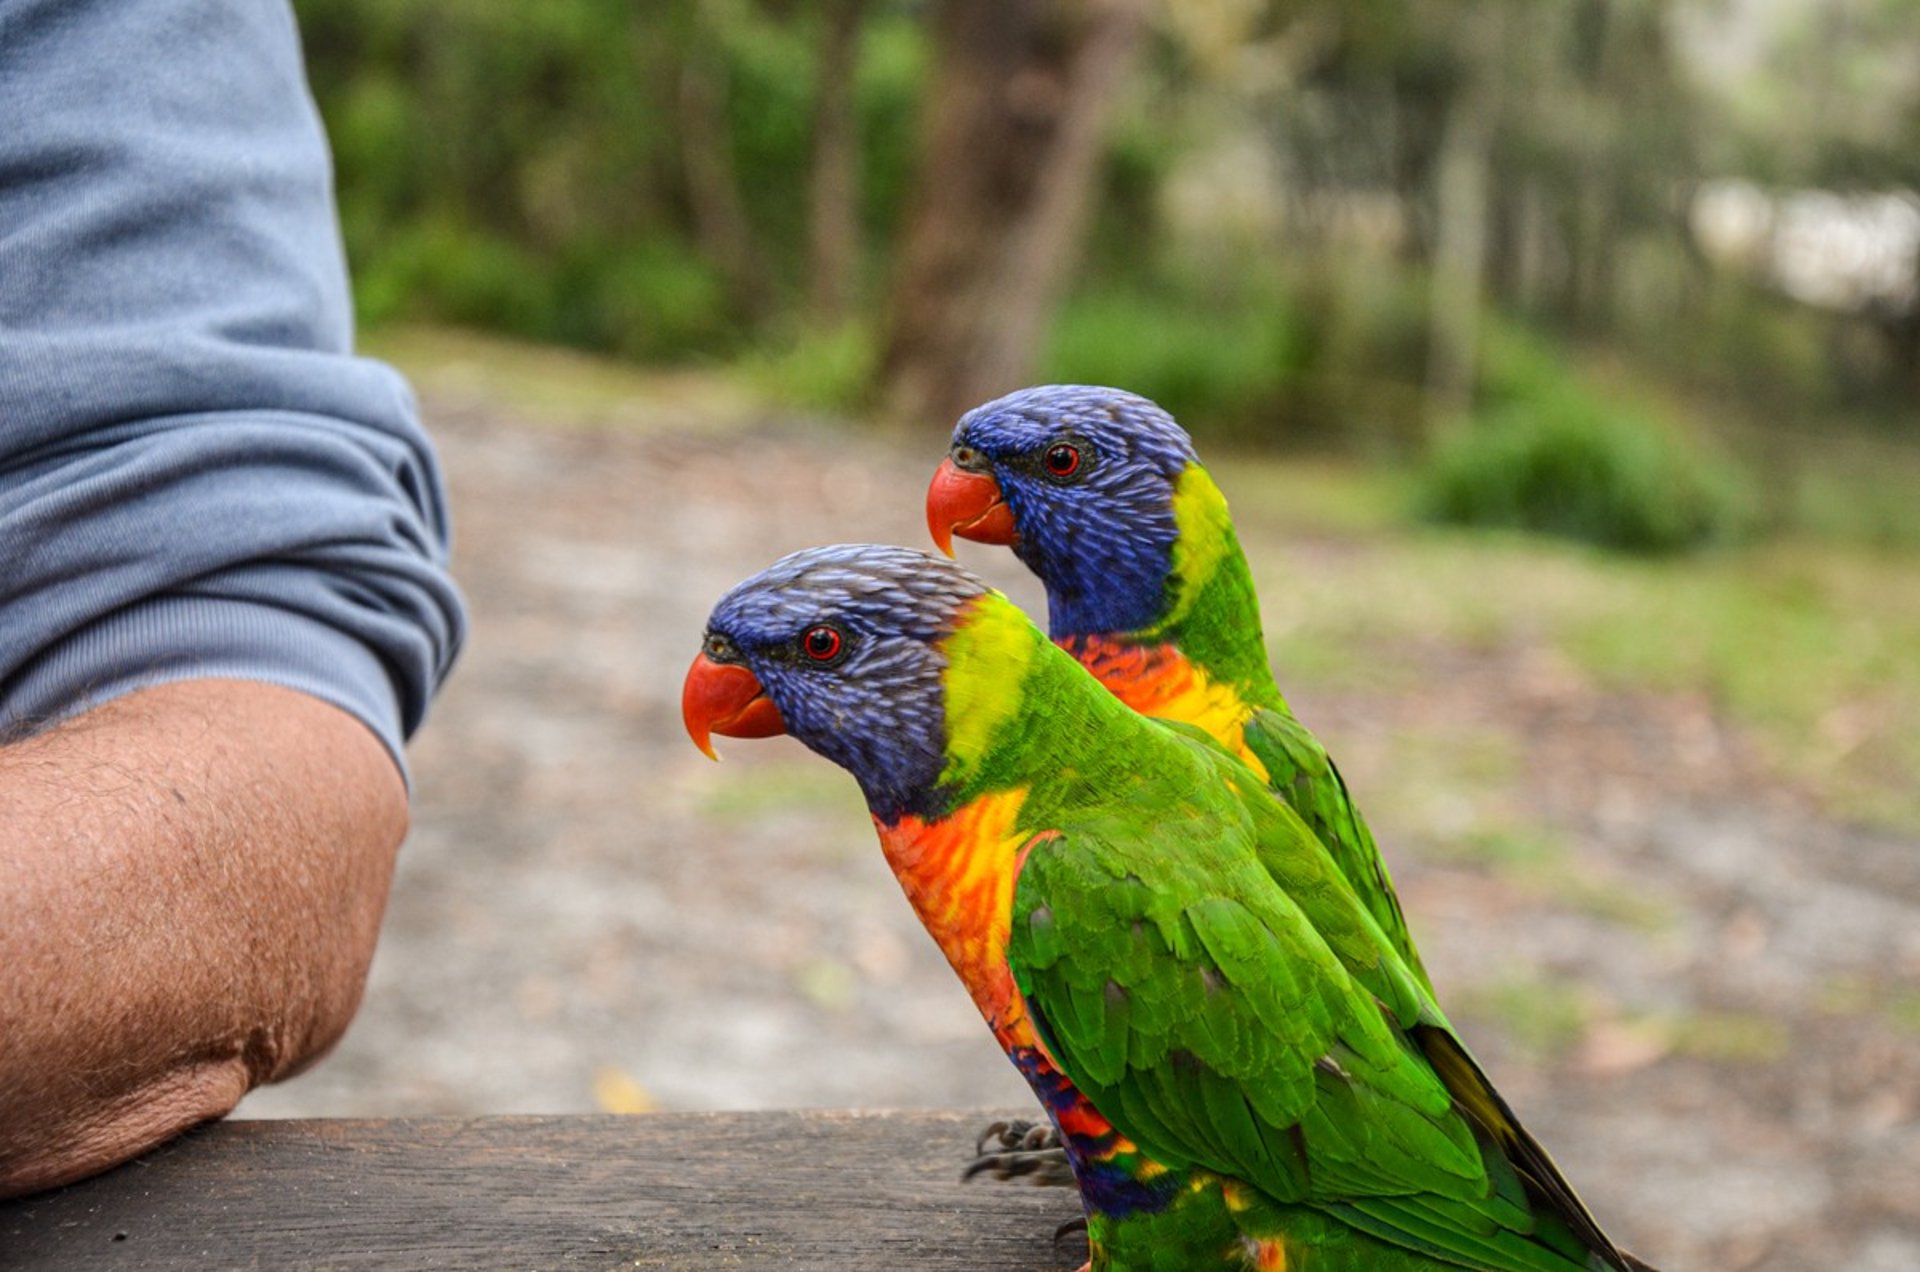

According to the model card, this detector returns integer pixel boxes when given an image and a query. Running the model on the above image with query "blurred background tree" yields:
[879,0,1149,422]
[296,0,1920,552]
[240,11,1920,1237]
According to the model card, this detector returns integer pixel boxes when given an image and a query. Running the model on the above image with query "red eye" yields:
[1043,444,1081,478]
[802,626,843,661]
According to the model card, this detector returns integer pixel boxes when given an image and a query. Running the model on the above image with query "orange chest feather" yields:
[875,790,1047,1051]
[1065,636,1268,781]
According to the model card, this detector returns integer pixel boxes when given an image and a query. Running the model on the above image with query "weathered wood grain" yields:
[0,1110,1087,1271]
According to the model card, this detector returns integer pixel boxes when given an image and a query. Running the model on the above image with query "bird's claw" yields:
[973,1117,1060,1157]
[964,1117,1075,1187]
[965,1123,1085,1254]
[962,1146,1076,1185]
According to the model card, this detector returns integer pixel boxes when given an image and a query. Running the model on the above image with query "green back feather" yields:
[1131,462,1435,994]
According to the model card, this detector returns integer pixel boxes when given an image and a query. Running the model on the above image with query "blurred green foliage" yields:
[296,0,1919,555]
[1419,325,1758,553]
[1042,277,1308,440]
[1419,402,1755,554]
[299,0,925,359]
[742,322,880,415]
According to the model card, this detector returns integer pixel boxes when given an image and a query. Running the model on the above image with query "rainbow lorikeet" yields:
[926,385,1429,996]
[683,544,1654,1272]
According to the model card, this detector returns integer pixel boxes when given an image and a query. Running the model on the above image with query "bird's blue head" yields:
[927,385,1197,638]
[683,544,990,823]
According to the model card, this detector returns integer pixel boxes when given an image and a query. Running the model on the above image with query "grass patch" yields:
[1746,423,1920,550]
[362,323,766,433]
[1234,487,1920,830]
[1540,872,1675,933]
[792,957,858,1012]
[1453,972,1594,1061]
[1888,992,1920,1036]
[1818,976,1920,1036]
[1412,807,1672,932]
[1660,1010,1791,1064]
[1553,544,1920,829]
[1439,825,1565,869]
[740,321,879,416]
[1218,457,1415,538]
[695,761,868,827]
[1815,973,1878,1017]
[1264,629,1385,692]
[1337,723,1527,851]
[1393,729,1516,788]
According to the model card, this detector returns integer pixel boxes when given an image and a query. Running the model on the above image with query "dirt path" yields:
[239,396,1920,1271]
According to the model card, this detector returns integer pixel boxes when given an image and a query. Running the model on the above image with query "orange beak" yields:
[682,653,787,760]
[926,457,1017,557]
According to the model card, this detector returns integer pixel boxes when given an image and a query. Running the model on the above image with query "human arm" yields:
[0,0,465,1195]
[0,679,406,1198]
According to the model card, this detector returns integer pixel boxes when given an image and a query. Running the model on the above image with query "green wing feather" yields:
[1150,479,1434,995]
[1242,705,1435,995]
[1009,733,1636,1272]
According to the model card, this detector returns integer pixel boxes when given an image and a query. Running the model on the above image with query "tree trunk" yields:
[1424,10,1503,432]
[1561,0,1616,331]
[878,0,1148,426]
[679,3,771,323]
[807,0,867,326]
[1882,250,1920,403]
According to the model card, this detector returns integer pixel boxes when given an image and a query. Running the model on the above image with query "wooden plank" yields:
[0,1110,1087,1271]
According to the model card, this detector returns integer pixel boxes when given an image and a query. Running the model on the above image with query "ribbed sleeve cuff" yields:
[8,593,413,783]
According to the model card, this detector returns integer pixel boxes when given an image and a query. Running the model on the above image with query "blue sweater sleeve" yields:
[0,0,466,771]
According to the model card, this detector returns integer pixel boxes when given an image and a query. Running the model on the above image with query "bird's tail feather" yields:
[1414,1025,1643,1272]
